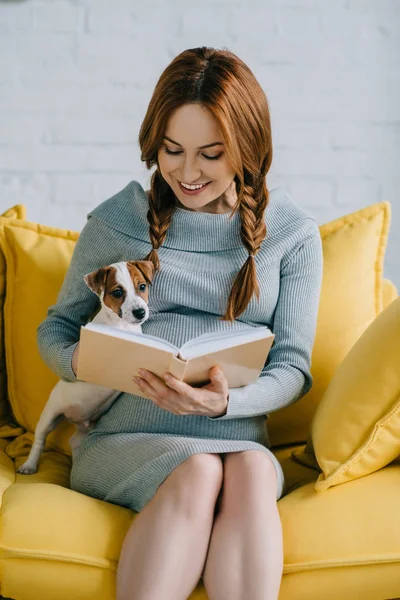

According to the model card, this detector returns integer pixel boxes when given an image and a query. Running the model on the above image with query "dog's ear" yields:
[84,267,111,296]
[128,260,155,284]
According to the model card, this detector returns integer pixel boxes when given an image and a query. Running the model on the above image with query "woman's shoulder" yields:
[86,180,149,237]
[88,180,147,220]
[266,186,319,238]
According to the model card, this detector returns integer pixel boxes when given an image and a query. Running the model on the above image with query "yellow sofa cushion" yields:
[268,201,391,446]
[0,450,399,600]
[293,296,400,491]
[383,277,399,308]
[277,463,400,600]
[0,218,80,456]
[0,205,26,426]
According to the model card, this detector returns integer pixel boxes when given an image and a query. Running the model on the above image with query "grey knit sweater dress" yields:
[36,180,323,513]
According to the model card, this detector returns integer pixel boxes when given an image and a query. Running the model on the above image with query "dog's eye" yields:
[139,284,146,291]
[111,289,123,298]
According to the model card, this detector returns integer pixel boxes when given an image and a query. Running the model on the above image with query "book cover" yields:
[76,324,275,400]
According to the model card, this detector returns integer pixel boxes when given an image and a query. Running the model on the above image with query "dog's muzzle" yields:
[132,307,146,320]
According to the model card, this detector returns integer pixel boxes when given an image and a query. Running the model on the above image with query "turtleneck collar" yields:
[135,181,245,252]
[89,180,279,254]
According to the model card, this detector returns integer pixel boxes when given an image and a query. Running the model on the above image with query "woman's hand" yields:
[133,366,229,418]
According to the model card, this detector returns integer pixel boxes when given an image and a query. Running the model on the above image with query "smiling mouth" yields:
[179,181,211,186]
[178,181,212,194]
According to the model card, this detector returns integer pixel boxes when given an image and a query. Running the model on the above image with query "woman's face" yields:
[157,103,237,213]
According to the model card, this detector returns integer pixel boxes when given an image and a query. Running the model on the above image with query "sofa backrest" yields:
[0,200,397,453]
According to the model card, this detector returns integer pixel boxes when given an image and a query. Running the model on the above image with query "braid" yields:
[144,170,175,272]
[222,173,268,321]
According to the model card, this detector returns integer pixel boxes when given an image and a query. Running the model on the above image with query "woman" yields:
[37,47,323,600]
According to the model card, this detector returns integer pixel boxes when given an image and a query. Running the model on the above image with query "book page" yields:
[83,322,179,353]
[178,326,273,360]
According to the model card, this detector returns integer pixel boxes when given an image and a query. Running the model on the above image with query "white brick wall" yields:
[0,0,399,288]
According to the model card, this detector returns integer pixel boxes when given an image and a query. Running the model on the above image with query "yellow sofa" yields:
[0,199,399,600]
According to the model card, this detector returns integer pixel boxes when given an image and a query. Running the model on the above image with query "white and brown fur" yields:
[17,260,154,474]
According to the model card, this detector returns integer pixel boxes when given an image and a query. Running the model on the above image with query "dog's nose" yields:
[132,307,146,320]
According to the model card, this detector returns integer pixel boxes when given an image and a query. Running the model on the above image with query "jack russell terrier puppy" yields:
[17,260,154,475]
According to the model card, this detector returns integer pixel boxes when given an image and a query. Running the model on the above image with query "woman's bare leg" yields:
[203,451,283,600]
[116,453,224,600]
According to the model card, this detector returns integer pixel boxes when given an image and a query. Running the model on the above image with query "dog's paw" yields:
[17,463,38,475]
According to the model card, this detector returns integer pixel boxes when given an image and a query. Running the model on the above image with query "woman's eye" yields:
[163,147,223,161]
[112,289,123,298]
[139,283,146,291]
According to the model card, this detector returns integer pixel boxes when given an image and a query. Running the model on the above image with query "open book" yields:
[76,322,275,400]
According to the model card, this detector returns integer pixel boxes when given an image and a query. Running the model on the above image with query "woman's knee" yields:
[158,453,224,516]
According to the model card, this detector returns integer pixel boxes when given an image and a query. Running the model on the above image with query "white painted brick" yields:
[330,123,400,152]
[229,7,279,37]
[349,0,400,15]
[273,148,373,177]
[87,5,179,36]
[85,8,137,33]
[0,173,52,212]
[0,146,87,171]
[0,0,398,287]
[25,202,92,232]
[32,2,85,32]
[86,146,138,172]
[53,173,93,204]
[5,33,75,67]
[301,204,346,227]
[274,9,321,40]
[233,33,320,66]
[334,179,381,208]
[270,88,400,122]
[289,179,335,209]
[49,118,137,144]
[0,115,49,144]
[272,120,330,150]
[0,3,33,31]
[180,7,231,37]
[53,173,135,205]
[0,86,143,115]
[378,181,400,261]
[74,36,164,86]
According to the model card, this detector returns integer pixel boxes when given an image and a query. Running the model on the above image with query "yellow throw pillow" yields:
[383,278,398,309]
[0,218,79,456]
[268,201,391,447]
[0,205,27,429]
[293,296,400,490]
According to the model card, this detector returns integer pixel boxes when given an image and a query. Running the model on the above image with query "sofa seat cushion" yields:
[278,461,400,599]
[0,442,318,600]
[0,481,134,600]
[0,443,399,599]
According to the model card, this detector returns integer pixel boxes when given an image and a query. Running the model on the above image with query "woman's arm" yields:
[207,219,323,420]
[37,215,116,383]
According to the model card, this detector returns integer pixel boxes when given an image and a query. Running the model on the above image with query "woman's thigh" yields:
[156,453,224,515]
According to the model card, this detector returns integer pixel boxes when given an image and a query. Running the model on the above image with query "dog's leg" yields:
[17,413,64,474]
[68,390,121,463]
[17,386,66,475]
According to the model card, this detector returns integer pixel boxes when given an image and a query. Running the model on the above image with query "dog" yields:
[17,260,154,474]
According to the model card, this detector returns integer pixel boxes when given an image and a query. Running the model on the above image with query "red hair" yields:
[138,46,273,321]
